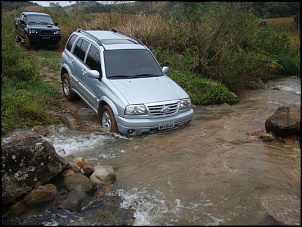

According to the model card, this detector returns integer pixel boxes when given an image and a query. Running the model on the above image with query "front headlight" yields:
[179,98,192,110]
[28,29,39,34]
[125,104,147,115]
[54,30,60,35]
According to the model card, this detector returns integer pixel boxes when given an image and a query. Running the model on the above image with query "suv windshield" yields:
[27,15,54,25]
[104,49,163,79]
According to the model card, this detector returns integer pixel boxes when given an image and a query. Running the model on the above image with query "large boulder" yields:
[2,135,69,205]
[265,106,300,137]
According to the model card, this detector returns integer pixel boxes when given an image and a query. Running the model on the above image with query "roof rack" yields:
[76,29,104,47]
[111,28,144,45]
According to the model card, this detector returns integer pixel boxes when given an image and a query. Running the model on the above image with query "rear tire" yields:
[24,34,31,49]
[101,105,118,133]
[62,73,76,100]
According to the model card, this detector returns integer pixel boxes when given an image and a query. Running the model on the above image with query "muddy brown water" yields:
[2,76,301,225]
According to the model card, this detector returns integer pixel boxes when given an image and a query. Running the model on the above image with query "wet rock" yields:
[2,130,133,226]
[63,172,97,195]
[4,201,27,216]
[265,106,300,137]
[62,111,79,128]
[73,157,87,169]
[3,196,135,226]
[80,165,94,178]
[90,165,116,185]
[33,125,49,136]
[23,184,58,208]
[61,169,76,178]
[80,196,135,226]
[56,189,93,212]
[46,125,59,135]
[95,184,116,197]
[69,163,81,172]
[1,136,69,205]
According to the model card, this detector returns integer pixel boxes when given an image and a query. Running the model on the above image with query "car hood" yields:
[109,76,189,104]
[27,24,60,30]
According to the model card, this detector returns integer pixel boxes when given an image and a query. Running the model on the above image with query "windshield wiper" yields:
[108,75,136,79]
[27,21,40,24]
[40,22,53,25]
[134,74,162,78]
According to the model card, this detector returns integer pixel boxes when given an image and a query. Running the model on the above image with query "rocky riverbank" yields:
[2,128,135,226]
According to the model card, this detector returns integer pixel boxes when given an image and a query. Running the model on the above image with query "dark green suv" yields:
[15,11,61,49]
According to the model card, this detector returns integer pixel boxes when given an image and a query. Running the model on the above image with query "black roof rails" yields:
[111,28,144,45]
[76,29,104,47]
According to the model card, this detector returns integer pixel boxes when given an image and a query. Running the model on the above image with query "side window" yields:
[21,14,26,22]
[73,38,89,62]
[66,34,78,51]
[86,44,101,74]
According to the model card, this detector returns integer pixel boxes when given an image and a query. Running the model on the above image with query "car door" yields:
[83,43,103,110]
[72,38,93,105]
[63,34,79,91]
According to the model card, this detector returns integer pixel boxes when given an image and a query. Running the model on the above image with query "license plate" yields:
[158,122,175,130]
[42,37,50,39]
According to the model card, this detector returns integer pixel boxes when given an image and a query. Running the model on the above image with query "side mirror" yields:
[162,66,169,74]
[87,70,101,79]
[55,22,58,26]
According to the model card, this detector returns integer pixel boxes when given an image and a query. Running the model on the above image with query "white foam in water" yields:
[111,187,224,226]
[114,187,169,226]
[47,132,113,156]
[282,86,301,94]
[42,220,59,226]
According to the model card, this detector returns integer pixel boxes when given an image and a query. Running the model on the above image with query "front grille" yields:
[147,102,179,116]
[40,30,53,35]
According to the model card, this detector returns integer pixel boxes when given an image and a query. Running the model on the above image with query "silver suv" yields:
[60,28,194,136]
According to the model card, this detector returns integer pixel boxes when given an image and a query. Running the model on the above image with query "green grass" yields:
[1,77,61,135]
[38,50,62,73]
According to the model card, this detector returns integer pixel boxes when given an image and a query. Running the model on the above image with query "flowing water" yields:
[4,76,301,225]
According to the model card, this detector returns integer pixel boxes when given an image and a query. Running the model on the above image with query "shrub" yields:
[275,55,300,76]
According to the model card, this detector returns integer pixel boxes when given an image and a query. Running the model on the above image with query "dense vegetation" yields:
[1,1,300,136]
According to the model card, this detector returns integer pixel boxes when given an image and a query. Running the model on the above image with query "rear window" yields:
[66,34,78,52]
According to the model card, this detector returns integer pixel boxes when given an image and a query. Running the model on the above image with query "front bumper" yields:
[116,108,194,136]
[28,34,61,43]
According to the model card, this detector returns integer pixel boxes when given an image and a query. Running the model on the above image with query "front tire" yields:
[62,73,76,100]
[101,105,118,133]
[15,32,21,42]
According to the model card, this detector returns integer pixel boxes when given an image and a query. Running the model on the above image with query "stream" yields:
[2,76,301,225]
